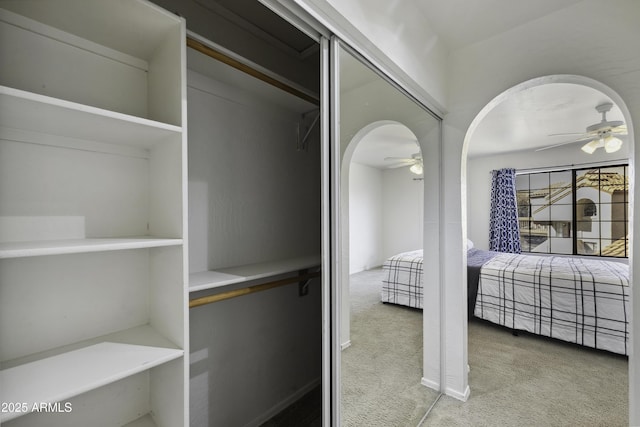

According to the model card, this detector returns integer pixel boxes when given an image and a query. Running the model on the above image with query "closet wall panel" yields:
[188,69,320,271]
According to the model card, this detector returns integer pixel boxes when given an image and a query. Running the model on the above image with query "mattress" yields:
[474,252,630,355]
[381,249,424,309]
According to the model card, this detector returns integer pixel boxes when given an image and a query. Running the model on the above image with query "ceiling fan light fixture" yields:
[604,135,623,153]
[581,139,600,154]
[409,162,423,175]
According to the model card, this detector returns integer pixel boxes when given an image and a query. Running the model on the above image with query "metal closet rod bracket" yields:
[298,268,312,296]
[297,109,320,152]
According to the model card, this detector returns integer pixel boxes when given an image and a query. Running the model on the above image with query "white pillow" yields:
[466,239,474,250]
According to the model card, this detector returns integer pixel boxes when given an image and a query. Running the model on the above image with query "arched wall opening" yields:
[339,117,441,423]
[460,74,635,419]
[340,119,425,348]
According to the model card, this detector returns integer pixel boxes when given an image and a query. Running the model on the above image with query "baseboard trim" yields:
[244,377,321,427]
[445,385,470,402]
[341,340,351,350]
[421,377,440,391]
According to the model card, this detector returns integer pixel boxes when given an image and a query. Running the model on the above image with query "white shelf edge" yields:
[0,86,182,149]
[189,254,321,293]
[0,237,183,259]
[0,342,183,423]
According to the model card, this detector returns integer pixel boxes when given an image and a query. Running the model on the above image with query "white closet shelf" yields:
[189,254,321,292]
[0,237,183,259]
[0,86,182,149]
[0,342,183,423]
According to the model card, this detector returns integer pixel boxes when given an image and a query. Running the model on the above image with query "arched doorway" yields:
[460,74,634,424]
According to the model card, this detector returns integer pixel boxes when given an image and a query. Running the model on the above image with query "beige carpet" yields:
[427,320,628,426]
[343,268,629,427]
[341,268,439,426]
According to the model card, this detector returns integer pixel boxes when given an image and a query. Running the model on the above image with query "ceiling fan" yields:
[384,153,423,175]
[537,102,627,154]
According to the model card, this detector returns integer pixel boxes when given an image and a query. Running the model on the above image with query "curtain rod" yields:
[186,36,320,106]
[513,158,628,175]
[189,270,321,308]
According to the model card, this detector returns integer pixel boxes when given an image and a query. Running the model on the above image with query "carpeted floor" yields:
[427,319,628,426]
[343,268,629,427]
[341,268,440,426]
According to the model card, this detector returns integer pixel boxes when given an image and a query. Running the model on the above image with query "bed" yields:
[381,249,424,309]
[381,247,630,355]
[380,244,496,313]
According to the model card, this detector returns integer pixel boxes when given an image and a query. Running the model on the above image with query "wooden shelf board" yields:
[0,237,183,259]
[0,342,183,422]
[0,86,181,149]
[189,254,321,292]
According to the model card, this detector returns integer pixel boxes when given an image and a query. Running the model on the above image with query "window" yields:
[516,165,628,258]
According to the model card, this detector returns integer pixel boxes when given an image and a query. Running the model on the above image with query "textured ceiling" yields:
[413,0,584,51]
[467,83,624,158]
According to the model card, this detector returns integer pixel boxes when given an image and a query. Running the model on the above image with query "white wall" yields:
[382,167,424,259]
[348,163,424,274]
[348,162,383,273]
[467,145,629,250]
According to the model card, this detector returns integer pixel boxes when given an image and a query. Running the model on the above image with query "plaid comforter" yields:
[475,253,630,355]
[382,250,423,309]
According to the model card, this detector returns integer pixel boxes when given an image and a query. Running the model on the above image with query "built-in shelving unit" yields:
[0,1,188,426]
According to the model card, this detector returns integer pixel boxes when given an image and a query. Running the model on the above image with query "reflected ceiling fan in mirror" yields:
[537,102,627,154]
[384,152,423,175]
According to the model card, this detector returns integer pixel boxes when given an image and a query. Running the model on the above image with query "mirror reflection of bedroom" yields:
[338,46,442,425]
[460,81,630,425]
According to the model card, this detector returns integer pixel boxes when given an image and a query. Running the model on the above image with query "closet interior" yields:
[170,0,324,424]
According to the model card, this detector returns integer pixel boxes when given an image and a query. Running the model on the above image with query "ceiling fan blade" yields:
[387,162,415,169]
[535,137,593,152]
[384,156,414,162]
[547,132,589,137]
[611,125,628,135]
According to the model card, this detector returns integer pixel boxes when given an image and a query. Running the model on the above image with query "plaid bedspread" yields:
[475,253,630,355]
[382,250,423,309]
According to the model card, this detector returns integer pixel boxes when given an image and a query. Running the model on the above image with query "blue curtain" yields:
[489,168,522,253]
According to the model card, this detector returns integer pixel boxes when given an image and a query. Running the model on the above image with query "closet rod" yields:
[186,36,320,106]
[189,270,321,308]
